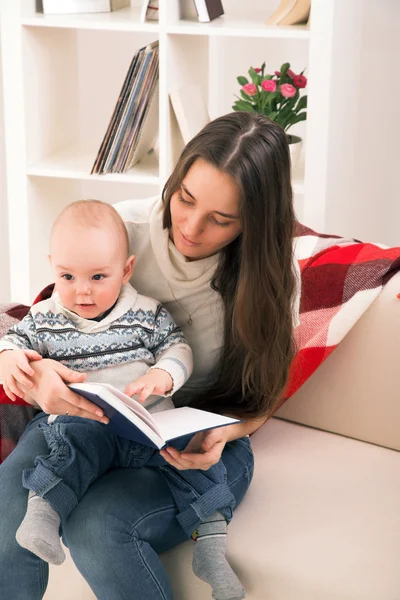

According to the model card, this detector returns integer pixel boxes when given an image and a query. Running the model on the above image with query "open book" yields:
[69,382,241,450]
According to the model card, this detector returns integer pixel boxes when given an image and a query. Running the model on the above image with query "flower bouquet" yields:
[233,62,307,166]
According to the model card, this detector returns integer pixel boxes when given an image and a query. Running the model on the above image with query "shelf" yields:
[21,7,159,33]
[167,15,310,39]
[27,148,160,185]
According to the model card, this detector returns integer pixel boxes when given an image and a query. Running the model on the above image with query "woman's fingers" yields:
[60,389,109,423]
[51,362,87,384]
[160,445,222,471]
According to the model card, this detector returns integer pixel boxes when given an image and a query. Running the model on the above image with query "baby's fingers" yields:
[13,369,34,390]
[5,376,21,401]
[124,381,142,398]
[16,354,36,377]
[23,350,43,362]
[138,384,154,403]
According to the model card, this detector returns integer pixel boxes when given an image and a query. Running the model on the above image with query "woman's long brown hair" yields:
[162,112,297,419]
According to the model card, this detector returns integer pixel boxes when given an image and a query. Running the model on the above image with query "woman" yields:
[0,111,299,600]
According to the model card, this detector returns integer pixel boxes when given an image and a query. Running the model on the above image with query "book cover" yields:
[70,382,240,450]
[170,84,210,144]
[192,0,224,23]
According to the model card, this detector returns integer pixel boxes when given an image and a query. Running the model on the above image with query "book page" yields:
[152,407,240,443]
[78,382,161,435]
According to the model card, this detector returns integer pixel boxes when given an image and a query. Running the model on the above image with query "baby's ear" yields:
[123,255,135,282]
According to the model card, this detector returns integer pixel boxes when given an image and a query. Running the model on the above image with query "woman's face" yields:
[169,159,242,260]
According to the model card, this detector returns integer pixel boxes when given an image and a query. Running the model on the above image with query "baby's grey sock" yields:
[192,512,245,600]
[16,492,65,565]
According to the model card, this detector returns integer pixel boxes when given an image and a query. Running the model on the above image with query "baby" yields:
[0,200,244,600]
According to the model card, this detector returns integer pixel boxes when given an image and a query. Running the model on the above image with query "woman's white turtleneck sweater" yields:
[116,197,224,406]
[115,196,300,407]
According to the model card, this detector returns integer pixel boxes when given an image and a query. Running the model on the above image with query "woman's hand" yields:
[160,426,230,471]
[14,358,109,423]
[0,349,43,401]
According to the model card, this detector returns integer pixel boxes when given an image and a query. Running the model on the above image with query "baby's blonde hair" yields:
[51,199,129,257]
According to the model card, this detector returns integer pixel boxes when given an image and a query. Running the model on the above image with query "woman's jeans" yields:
[0,412,254,600]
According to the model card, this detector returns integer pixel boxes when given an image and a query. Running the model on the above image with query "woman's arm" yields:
[222,415,269,442]
[160,414,268,471]
[6,356,109,423]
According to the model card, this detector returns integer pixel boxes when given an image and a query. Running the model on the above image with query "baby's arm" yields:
[0,349,43,401]
[0,312,43,400]
[124,303,193,402]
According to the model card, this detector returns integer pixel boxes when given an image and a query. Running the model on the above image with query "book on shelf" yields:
[266,0,311,26]
[70,382,241,449]
[192,0,224,23]
[170,84,210,144]
[139,0,159,23]
[41,0,130,15]
[91,40,159,175]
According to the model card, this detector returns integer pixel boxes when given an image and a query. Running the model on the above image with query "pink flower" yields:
[242,83,257,96]
[261,80,277,92]
[274,71,281,76]
[293,74,307,88]
[287,68,296,78]
[253,67,262,73]
[280,83,297,98]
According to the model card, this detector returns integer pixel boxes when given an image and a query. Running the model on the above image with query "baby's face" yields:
[50,224,132,319]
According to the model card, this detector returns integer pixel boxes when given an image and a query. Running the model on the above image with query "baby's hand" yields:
[124,369,173,403]
[0,349,43,401]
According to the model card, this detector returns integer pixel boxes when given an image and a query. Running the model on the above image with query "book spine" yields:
[192,0,211,22]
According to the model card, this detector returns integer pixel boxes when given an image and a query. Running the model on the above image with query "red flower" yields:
[253,67,262,73]
[287,68,296,78]
[292,74,307,88]
[261,80,277,92]
[280,84,296,98]
[242,83,257,96]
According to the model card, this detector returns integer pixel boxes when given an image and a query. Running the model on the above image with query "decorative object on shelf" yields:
[91,40,159,174]
[191,0,224,23]
[232,62,307,169]
[266,0,311,26]
[170,84,210,144]
[41,0,129,15]
[139,0,159,23]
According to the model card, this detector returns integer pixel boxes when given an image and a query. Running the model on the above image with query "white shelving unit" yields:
[0,27,10,303]
[2,0,398,304]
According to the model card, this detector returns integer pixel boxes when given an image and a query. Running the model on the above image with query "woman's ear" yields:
[122,255,135,283]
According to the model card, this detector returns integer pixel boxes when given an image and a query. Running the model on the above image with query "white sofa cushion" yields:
[45,418,400,600]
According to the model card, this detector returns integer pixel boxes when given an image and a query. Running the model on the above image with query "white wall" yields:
[0,27,10,303]
[323,0,400,246]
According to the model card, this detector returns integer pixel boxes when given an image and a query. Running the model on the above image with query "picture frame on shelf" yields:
[169,84,210,144]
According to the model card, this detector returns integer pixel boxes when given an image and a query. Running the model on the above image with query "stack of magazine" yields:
[91,40,159,175]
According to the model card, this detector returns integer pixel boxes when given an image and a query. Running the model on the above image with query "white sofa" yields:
[44,272,400,600]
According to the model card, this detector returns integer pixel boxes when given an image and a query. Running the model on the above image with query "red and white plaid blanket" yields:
[1,230,399,463]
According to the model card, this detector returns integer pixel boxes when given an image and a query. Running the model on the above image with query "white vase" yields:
[287,134,302,170]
